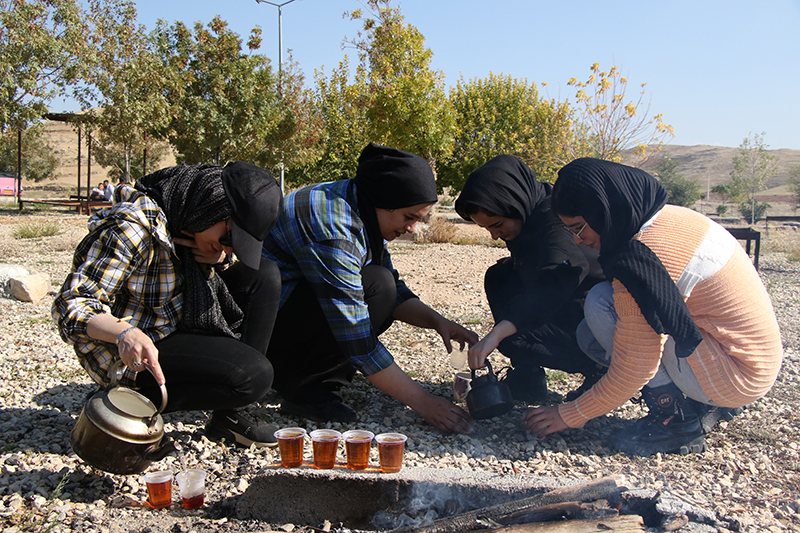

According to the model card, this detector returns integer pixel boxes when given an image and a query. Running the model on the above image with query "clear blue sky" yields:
[52,0,800,150]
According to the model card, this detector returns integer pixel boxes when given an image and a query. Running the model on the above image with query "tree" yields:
[0,0,89,132]
[730,132,778,225]
[153,17,281,166]
[711,184,731,206]
[290,56,370,186]
[651,157,701,207]
[437,73,579,192]
[567,63,674,165]
[345,0,455,166]
[787,166,800,209]
[0,124,58,181]
[80,0,172,182]
[92,138,170,182]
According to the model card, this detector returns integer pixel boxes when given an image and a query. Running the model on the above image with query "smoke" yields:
[370,484,469,530]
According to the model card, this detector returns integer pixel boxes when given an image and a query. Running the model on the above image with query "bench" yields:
[725,227,760,271]
[24,198,112,215]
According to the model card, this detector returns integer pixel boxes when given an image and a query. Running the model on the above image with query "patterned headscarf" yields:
[136,164,242,338]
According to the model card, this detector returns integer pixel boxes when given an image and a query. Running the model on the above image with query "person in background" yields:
[102,179,114,202]
[262,143,478,434]
[89,184,104,201]
[53,162,283,448]
[525,158,782,455]
[455,155,605,403]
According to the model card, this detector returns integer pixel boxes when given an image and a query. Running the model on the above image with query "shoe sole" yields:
[205,425,278,449]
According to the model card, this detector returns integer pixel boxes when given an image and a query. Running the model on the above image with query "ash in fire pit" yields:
[236,466,561,530]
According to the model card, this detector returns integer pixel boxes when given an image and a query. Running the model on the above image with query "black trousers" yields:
[485,261,597,375]
[266,264,397,404]
[135,258,281,413]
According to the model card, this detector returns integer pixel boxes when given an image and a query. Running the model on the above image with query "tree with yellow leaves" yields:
[567,63,674,165]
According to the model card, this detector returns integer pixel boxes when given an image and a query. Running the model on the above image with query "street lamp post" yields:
[255,0,299,195]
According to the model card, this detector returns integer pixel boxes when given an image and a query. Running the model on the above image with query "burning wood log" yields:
[394,476,625,533]
[493,514,645,532]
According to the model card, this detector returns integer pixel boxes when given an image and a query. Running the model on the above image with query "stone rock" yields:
[9,272,50,304]
[0,263,31,298]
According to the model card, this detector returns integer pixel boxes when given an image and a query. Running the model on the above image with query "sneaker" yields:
[204,409,278,448]
[280,399,357,423]
[565,370,605,402]
[499,366,548,404]
[687,399,744,434]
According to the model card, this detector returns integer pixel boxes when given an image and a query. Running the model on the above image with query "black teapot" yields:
[466,360,514,420]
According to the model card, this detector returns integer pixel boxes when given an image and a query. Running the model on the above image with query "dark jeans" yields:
[266,264,396,404]
[135,258,281,413]
[485,261,597,375]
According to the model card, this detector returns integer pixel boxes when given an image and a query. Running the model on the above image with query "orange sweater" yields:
[559,205,783,428]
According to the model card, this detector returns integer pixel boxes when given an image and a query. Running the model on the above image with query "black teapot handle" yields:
[471,359,495,381]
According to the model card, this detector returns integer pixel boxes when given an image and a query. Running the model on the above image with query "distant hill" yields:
[634,144,800,197]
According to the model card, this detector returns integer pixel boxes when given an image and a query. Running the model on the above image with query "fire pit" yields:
[236,466,606,530]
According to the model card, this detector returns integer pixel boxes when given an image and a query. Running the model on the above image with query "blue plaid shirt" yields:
[261,179,417,375]
[52,186,183,388]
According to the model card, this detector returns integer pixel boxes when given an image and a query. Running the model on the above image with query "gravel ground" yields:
[1,209,799,533]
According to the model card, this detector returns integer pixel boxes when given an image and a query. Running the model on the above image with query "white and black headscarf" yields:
[552,158,703,358]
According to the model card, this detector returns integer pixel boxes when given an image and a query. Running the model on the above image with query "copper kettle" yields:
[70,362,175,474]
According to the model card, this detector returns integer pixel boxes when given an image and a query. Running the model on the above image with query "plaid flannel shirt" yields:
[261,179,417,375]
[51,186,183,387]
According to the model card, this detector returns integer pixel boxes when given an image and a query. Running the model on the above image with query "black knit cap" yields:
[354,143,438,208]
[222,161,282,270]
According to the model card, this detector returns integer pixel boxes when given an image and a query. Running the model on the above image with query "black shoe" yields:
[204,409,278,448]
[565,369,606,402]
[687,399,744,434]
[280,399,357,423]
[612,383,705,456]
[500,366,548,404]
[613,411,706,456]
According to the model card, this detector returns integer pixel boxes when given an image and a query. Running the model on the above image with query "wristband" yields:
[116,326,138,345]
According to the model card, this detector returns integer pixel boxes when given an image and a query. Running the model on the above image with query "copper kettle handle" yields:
[108,360,169,416]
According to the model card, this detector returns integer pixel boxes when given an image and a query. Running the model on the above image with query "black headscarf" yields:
[354,143,438,261]
[552,158,703,358]
[136,164,242,338]
[455,155,550,222]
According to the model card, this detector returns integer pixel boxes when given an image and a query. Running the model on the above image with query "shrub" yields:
[422,217,457,243]
[12,222,61,239]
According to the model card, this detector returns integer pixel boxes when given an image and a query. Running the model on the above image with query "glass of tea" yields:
[342,429,374,470]
[175,468,207,510]
[143,470,173,509]
[375,433,408,473]
[309,429,342,469]
[274,427,307,468]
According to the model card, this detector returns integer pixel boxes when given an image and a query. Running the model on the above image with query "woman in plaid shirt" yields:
[263,144,479,434]
[53,162,284,449]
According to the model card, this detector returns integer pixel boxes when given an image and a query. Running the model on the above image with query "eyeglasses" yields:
[562,222,587,239]
[219,219,233,247]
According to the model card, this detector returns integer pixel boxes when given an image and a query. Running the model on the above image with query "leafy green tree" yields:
[92,138,170,182]
[0,0,89,131]
[738,201,770,224]
[345,0,455,165]
[0,124,58,181]
[290,56,370,186]
[153,17,281,166]
[80,0,172,182]
[437,73,579,192]
[652,157,701,207]
[730,132,778,225]
[711,183,731,206]
[567,62,674,165]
